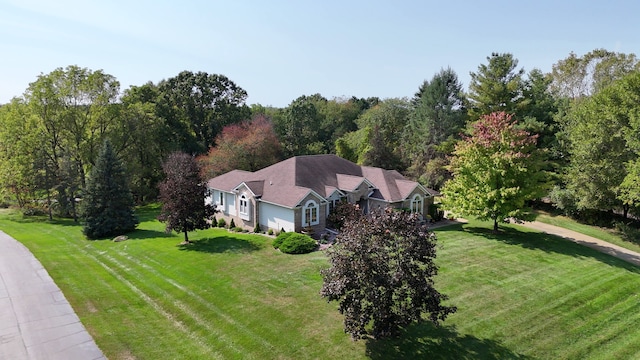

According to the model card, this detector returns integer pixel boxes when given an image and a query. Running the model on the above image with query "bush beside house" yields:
[273,232,317,254]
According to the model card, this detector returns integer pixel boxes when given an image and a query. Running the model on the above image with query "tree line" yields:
[1,49,639,223]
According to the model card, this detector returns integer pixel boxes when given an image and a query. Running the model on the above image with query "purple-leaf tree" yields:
[158,151,214,244]
[321,207,456,340]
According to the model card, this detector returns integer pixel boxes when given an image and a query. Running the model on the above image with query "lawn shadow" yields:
[431,222,465,233]
[463,225,640,273]
[365,322,530,360]
[178,235,263,254]
[135,205,162,223]
[7,214,80,227]
[126,229,174,240]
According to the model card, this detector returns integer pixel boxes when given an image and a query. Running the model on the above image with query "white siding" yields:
[227,193,236,216]
[212,190,225,213]
[205,189,214,206]
[259,202,294,232]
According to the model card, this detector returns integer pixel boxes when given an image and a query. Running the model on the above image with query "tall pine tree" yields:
[81,140,138,239]
[468,53,526,120]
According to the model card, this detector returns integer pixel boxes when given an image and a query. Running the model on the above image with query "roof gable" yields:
[336,174,367,192]
[207,170,253,192]
[233,180,265,197]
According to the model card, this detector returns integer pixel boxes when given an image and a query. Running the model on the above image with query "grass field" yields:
[1,206,640,359]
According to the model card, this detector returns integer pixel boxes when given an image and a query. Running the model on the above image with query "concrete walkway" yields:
[0,230,105,360]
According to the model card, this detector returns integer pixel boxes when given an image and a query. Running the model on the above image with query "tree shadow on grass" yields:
[463,225,640,273]
[135,206,162,223]
[365,322,530,360]
[177,236,263,254]
[126,229,174,240]
[431,223,466,233]
[6,215,80,227]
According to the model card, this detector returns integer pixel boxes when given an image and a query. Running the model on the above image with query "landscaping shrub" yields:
[232,227,244,232]
[21,205,47,217]
[230,218,236,228]
[211,216,217,228]
[217,218,227,228]
[278,233,317,254]
[615,221,640,244]
[273,231,295,249]
[429,203,444,221]
[254,223,261,233]
[268,229,274,236]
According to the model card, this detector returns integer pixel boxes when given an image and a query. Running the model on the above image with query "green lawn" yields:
[535,212,640,254]
[1,207,640,359]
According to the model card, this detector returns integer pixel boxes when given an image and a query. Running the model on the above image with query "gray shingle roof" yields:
[207,154,429,208]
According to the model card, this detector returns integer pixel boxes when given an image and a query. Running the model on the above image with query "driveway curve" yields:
[432,218,640,267]
[0,230,105,360]
[517,221,640,267]
[430,218,640,266]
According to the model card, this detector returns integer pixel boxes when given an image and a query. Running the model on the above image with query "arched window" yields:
[239,194,250,219]
[411,194,423,214]
[303,200,319,226]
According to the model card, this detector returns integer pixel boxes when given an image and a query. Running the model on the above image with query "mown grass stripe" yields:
[100,251,267,358]
[31,222,226,359]
[5,210,640,359]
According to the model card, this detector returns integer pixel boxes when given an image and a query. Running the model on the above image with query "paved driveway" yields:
[0,230,105,360]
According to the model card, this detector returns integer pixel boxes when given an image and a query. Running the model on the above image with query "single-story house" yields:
[206,154,438,234]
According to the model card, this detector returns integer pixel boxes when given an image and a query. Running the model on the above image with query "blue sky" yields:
[1,0,638,107]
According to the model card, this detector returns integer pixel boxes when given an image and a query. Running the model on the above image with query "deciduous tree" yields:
[24,65,122,217]
[442,112,547,232]
[198,115,282,179]
[276,94,326,156]
[563,72,640,217]
[550,49,639,100]
[321,207,456,339]
[0,99,40,208]
[80,140,138,239]
[157,71,250,154]
[158,152,214,244]
[336,98,410,170]
[119,83,174,202]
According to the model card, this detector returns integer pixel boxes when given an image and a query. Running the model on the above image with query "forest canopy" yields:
[1,49,639,224]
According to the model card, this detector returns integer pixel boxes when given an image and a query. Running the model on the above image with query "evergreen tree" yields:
[80,140,138,239]
[403,68,468,189]
[468,53,526,120]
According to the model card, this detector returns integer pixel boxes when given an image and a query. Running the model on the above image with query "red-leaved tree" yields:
[198,115,282,179]
[158,152,214,244]
[321,207,456,339]
[442,112,547,232]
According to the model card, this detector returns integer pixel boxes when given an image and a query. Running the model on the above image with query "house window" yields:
[303,200,319,226]
[411,194,423,214]
[239,194,249,216]
[219,192,224,206]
